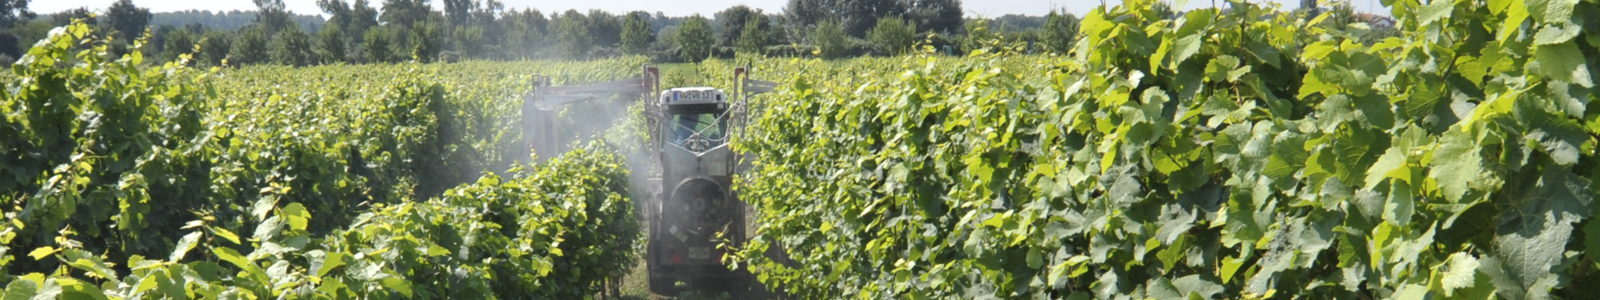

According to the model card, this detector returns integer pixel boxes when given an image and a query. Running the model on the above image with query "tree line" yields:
[0,0,1089,66]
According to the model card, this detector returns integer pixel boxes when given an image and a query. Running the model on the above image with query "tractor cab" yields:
[660,87,731,153]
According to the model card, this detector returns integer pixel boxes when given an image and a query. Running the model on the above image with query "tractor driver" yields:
[674,113,699,146]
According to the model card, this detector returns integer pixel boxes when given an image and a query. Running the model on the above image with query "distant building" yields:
[1351,13,1396,29]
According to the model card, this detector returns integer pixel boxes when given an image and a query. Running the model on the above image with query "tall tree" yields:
[586,10,622,49]
[160,28,196,62]
[315,0,346,27]
[453,25,485,57]
[106,0,152,42]
[1150,1,1176,20]
[51,8,95,27]
[784,0,829,31]
[410,19,442,62]
[472,0,505,51]
[381,0,431,28]
[784,0,906,37]
[959,19,994,54]
[253,0,292,34]
[316,0,352,30]
[812,19,847,59]
[736,18,770,55]
[349,0,379,36]
[271,25,314,66]
[715,6,765,48]
[676,15,714,62]
[868,15,914,55]
[555,10,592,59]
[0,0,32,28]
[229,26,269,65]
[474,0,504,25]
[1039,10,1078,55]
[618,12,653,56]
[318,23,347,63]
[197,30,231,66]
[362,26,392,63]
[903,0,962,34]
[501,8,547,58]
[442,0,475,25]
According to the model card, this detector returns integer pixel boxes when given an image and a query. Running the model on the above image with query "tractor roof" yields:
[661,87,727,106]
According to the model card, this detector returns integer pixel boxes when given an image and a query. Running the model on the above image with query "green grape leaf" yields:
[1526,0,1577,24]
[317,252,346,278]
[1395,284,1430,300]
[28,246,54,260]
[1205,56,1241,83]
[251,195,277,221]
[1490,0,1516,14]
[1172,275,1224,299]
[282,203,310,231]
[1486,168,1594,299]
[1419,0,1455,26]
[211,246,253,270]
[169,231,201,263]
[381,276,414,298]
[62,250,117,284]
[1172,35,1203,70]
[1533,21,1582,45]
[1501,0,1531,41]
[210,227,241,245]
[1526,113,1588,166]
[1441,252,1481,293]
[1534,42,1594,87]
[1365,147,1409,189]
[2,277,37,300]
[1430,130,1482,202]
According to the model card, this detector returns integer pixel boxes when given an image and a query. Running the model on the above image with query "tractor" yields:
[524,65,776,296]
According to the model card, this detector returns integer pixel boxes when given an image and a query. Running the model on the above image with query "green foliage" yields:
[812,20,847,59]
[557,12,593,60]
[409,19,442,63]
[160,28,196,63]
[0,20,646,298]
[230,26,268,65]
[619,12,653,56]
[0,0,32,28]
[960,19,997,55]
[716,5,766,48]
[318,23,347,63]
[1040,9,1079,55]
[197,30,231,66]
[362,26,392,63]
[867,16,915,55]
[677,15,715,62]
[105,0,150,42]
[736,18,771,55]
[730,0,1600,298]
[270,25,315,66]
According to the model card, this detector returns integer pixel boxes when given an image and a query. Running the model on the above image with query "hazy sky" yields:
[31,0,1390,18]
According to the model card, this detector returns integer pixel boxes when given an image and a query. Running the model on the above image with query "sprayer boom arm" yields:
[522,66,661,161]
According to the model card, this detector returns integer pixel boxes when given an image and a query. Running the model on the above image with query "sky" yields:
[30,0,1390,18]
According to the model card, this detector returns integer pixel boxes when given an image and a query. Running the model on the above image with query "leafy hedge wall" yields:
[0,21,641,298]
[732,0,1600,299]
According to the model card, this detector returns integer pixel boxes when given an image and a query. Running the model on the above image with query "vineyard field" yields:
[725,0,1600,299]
[1,22,643,299]
[7,0,1600,299]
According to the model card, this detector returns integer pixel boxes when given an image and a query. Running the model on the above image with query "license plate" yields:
[674,90,719,102]
[688,247,711,260]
